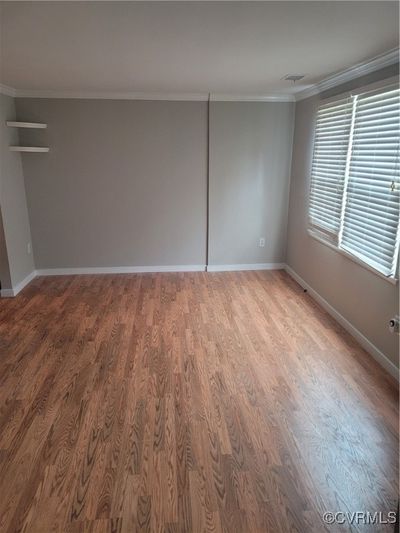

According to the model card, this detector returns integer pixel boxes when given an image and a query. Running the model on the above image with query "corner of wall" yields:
[0,93,36,294]
[283,101,297,265]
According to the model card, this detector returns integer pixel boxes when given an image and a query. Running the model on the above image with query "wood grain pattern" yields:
[0,271,398,532]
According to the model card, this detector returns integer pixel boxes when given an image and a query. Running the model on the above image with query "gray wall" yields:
[16,98,296,271]
[286,65,400,368]
[209,101,294,266]
[0,94,34,289]
[16,99,208,269]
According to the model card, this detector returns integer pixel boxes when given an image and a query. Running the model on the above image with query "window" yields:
[309,83,400,279]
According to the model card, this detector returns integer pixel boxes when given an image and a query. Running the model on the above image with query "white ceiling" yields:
[0,1,398,96]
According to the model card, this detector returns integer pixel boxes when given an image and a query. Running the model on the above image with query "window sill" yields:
[307,229,398,286]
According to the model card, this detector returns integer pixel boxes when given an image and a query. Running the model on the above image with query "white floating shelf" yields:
[6,121,47,129]
[9,146,49,153]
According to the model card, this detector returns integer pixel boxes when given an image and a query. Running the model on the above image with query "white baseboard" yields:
[4,264,397,381]
[36,265,206,276]
[206,263,285,272]
[1,270,36,298]
[1,265,207,297]
[3,263,280,295]
[285,265,399,381]
[0,288,15,298]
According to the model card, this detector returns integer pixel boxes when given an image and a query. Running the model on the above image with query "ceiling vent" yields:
[282,74,305,82]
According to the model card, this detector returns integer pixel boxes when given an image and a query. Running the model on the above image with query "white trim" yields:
[9,89,295,102]
[1,270,36,298]
[210,94,295,102]
[36,265,206,275]
[14,90,210,101]
[0,289,15,298]
[285,265,399,381]
[206,263,285,272]
[6,121,47,129]
[13,270,37,296]
[0,84,16,97]
[295,48,399,101]
[9,146,49,152]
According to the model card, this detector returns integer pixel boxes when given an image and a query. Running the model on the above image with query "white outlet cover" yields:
[259,238,265,247]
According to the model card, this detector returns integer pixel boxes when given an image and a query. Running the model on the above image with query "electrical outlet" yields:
[259,238,265,247]
[27,242,31,255]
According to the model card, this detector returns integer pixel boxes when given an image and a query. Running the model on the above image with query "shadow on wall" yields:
[0,208,12,291]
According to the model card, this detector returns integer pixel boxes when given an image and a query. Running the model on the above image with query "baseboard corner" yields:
[1,270,37,298]
[0,288,15,298]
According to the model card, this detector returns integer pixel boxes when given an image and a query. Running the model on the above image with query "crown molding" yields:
[295,47,399,101]
[210,94,295,102]
[13,90,210,101]
[0,84,17,97]
[6,88,295,102]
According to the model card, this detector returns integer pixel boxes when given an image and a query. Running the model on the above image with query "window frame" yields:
[308,76,400,285]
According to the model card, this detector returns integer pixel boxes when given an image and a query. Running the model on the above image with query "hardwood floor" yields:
[0,270,398,532]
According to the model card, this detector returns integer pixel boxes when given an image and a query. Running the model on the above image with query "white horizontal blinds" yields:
[309,97,353,241]
[341,86,400,277]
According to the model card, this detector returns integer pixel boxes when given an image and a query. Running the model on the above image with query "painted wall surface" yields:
[16,99,208,269]
[0,94,35,288]
[209,101,294,266]
[286,65,400,368]
[17,98,296,271]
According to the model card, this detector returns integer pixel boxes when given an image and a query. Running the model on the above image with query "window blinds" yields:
[309,97,353,242]
[341,87,400,277]
[309,84,400,278]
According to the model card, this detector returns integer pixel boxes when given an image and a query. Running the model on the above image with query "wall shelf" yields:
[9,146,49,153]
[6,121,47,129]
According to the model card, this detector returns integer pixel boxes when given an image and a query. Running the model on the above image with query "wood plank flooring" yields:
[0,270,398,532]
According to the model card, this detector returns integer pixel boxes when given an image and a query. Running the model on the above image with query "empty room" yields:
[0,1,399,532]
